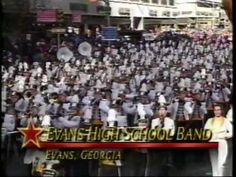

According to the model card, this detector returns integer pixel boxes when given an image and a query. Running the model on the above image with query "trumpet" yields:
[23,89,34,100]
[101,159,117,166]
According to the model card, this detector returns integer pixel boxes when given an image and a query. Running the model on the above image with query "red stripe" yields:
[27,143,218,149]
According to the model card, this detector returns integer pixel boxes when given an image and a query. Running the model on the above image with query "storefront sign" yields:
[97,6,111,15]
[102,27,118,40]
[119,8,130,15]
[37,10,57,23]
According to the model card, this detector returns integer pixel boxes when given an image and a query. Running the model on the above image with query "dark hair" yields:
[159,106,167,111]
[15,92,23,99]
[213,104,223,110]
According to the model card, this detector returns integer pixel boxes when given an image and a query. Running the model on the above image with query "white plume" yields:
[184,101,193,114]
[137,103,146,119]
[107,109,117,122]
[41,115,51,127]
[158,94,167,105]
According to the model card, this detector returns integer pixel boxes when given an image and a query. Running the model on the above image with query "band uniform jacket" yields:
[168,101,190,120]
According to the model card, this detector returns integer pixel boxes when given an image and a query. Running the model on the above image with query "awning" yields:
[110,17,131,25]
[176,18,195,24]
[144,18,176,25]
[196,18,214,22]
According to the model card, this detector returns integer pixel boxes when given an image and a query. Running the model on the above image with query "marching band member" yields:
[204,104,233,176]
[82,105,93,123]
[57,115,81,128]
[107,106,118,127]
[149,106,175,176]
[169,96,189,121]
[2,108,17,132]
[122,95,137,126]
[152,106,175,135]
[23,62,28,72]
[1,27,233,176]
[99,94,110,125]
[14,92,29,114]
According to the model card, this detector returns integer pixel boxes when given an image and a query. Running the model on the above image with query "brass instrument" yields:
[101,159,117,166]
[23,89,34,100]
[64,76,76,86]
[56,47,74,62]
[78,42,92,57]
[90,106,103,127]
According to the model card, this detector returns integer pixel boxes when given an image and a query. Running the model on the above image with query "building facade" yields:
[109,0,231,29]
[2,0,231,31]
[28,0,178,30]
[109,0,178,30]
[175,0,229,28]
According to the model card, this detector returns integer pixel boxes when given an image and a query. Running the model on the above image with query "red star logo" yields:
[18,121,44,148]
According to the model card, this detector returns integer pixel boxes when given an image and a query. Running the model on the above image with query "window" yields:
[196,11,213,16]
[163,11,170,16]
[70,3,87,12]
[161,0,167,5]
[149,10,157,16]
[152,0,159,3]
[142,0,150,3]
[182,11,192,15]
[169,0,174,6]
[172,11,179,16]
[119,8,130,15]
